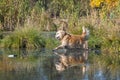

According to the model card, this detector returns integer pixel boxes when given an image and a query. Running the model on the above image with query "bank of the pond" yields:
[0,27,59,49]
[0,26,119,52]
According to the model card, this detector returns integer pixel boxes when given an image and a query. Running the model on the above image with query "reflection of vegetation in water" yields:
[0,56,35,72]
[0,49,62,80]
[89,52,120,78]
[0,49,120,80]
[0,49,46,72]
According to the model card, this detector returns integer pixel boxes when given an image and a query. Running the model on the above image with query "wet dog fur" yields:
[54,26,89,50]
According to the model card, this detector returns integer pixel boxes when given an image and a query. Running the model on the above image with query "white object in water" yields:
[8,54,17,58]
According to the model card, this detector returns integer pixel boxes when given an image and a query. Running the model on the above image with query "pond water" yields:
[0,48,120,80]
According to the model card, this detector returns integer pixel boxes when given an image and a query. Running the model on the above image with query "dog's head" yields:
[55,20,68,40]
[55,30,66,40]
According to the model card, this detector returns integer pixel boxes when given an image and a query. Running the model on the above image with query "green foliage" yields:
[45,38,59,49]
[0,0,90,31]
[1,26,46,48]
[0,0,31,30]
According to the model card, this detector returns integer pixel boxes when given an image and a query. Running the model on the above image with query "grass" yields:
[45,38,59,49]
[0,26,46,49]
[0,25,59,49]
[67,17,120,53]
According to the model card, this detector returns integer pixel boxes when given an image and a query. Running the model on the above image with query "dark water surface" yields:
[0,48,120,80]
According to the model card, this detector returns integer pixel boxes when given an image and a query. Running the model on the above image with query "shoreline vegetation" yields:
[0,0,120,67]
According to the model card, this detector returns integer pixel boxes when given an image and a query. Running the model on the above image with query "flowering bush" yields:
[90,0,118,9]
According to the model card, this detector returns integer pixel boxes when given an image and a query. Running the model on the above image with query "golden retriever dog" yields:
[54,26,89,50]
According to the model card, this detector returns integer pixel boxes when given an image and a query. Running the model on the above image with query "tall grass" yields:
[1,26,46,49]
[66,15,120,53]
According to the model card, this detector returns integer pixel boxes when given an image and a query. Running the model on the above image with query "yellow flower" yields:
[90,0,104,8]
[90,0,118,8]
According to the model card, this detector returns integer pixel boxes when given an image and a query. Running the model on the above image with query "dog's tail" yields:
[82,26,90,39]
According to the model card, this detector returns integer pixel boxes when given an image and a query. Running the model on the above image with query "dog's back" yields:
[61,27,89,48]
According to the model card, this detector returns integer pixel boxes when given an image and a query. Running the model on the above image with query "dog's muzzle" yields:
[56,37,60,40]
[55,35,61,40]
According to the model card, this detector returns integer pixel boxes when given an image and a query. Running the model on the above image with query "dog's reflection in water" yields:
[53,49,88,73]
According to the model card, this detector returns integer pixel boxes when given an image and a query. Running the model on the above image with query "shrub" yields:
[1,26,46,49]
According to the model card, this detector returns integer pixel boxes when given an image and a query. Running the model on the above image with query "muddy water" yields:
[0,48,120,80]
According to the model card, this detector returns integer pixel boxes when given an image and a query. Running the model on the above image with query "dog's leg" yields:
[53,41,67,50]
[54,44,65,50]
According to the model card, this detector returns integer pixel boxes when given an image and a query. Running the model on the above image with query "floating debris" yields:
[8,54,17,58]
